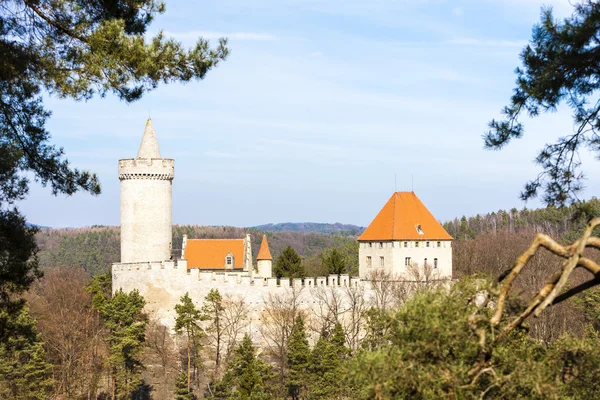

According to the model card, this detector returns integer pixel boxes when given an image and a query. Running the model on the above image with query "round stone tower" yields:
[118,119,174,263]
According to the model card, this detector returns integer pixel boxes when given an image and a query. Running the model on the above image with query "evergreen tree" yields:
[175,293,205,393]
[206,334,273,400]
[457,216,475,240]
[485,1,600,205]
[308,323,348,399]
[274,246,304,279]
[201,289,225,377]
[286,315,310,400]
[174,371,197,400]
[322,248,346,275]
[0,305,53,399]
[91,288,148,400]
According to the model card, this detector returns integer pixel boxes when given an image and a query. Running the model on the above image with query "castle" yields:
[112,120,453,339]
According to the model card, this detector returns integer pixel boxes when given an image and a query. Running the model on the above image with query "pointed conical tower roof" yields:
[257,235,273,260]
[136,118,162,159]
[358,192,452,241]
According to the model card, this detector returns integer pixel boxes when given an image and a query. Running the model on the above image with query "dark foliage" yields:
[486,2,600,205]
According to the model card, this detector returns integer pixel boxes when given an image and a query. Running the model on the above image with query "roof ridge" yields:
[391,192,397,240]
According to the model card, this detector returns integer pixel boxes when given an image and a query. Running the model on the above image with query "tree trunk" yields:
[187,335,191,392]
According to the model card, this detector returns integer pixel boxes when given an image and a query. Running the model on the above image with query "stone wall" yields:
[119,158,174,263]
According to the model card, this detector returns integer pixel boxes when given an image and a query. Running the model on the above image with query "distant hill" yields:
[252,222,365,236]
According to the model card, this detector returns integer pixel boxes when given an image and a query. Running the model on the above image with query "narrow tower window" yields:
[380,256,385,268]
[366,256,372,268]
[434,258,438,268]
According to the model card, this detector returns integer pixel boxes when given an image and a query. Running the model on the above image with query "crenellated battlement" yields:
[118,158,175,180]
[112,260,361,289]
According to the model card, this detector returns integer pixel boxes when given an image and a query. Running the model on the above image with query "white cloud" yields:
[163,31,277,41]
[452,7,464,16]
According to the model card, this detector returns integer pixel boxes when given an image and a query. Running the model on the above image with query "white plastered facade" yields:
[358,240,452,279]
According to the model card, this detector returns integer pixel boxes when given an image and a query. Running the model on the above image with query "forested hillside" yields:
[444,197,600,242]
[36,225,358,277]
[252,222,364,235]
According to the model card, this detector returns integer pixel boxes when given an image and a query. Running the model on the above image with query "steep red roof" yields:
[184,239,245,269]
[257,235,272,261]
[358,192,452,241]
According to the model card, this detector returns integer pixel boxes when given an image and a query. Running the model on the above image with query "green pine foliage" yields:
[274,246,305,279]
[346,277,600,399]
[175,292,206,394]
[322,247,347,275]
[88,278,148,400]
[443,197,600,241]
[307,322,349,399]
[286,315,310,400]
[175,371,197,400]
[485,2,600,205]
[207,334,274,400]
[0,305,53,399]
[201,289,226,377]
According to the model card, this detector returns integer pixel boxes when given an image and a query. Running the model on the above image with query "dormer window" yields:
[416,224,424,235]
[225,253,234,268]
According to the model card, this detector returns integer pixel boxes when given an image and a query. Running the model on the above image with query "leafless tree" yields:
[341,284,368,352]
[144,319,178,399]
[309,285,344,336]
[221,295,249,367]
[26,267,108,399]
[260,286,304,379]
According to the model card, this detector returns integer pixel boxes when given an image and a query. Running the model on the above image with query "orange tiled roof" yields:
[257,235,272,261]
[184,239,245,269]
[358,192,452,241]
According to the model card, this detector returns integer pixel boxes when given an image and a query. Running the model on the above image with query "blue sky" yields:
[21,0,597,228]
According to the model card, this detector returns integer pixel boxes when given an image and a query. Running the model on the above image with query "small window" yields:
[437,241,441,248]
[366,256,372,268]
[380,256,384,268]
[392,242,395,248]
[369,242,372,248]
[415,241,419,248]
[226,256,233,265]
[379,242,383,248]
[424,258,428,266]
[426,241,430,247]
[405,257,411,266]
[434,258,438,268]
[416,224,424,235]
[403,241,408,248]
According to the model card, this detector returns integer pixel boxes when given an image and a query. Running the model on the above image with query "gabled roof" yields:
[358,192,452,241]
[257,235,272,261]
[184,239,245,269]
[137,118,162,159]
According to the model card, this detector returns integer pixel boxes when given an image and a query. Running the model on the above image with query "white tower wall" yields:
[118,120,174,264]
[257,259,273,278]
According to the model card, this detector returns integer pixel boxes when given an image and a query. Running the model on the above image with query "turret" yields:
[256,235,273,278]
[118,119,174,263]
